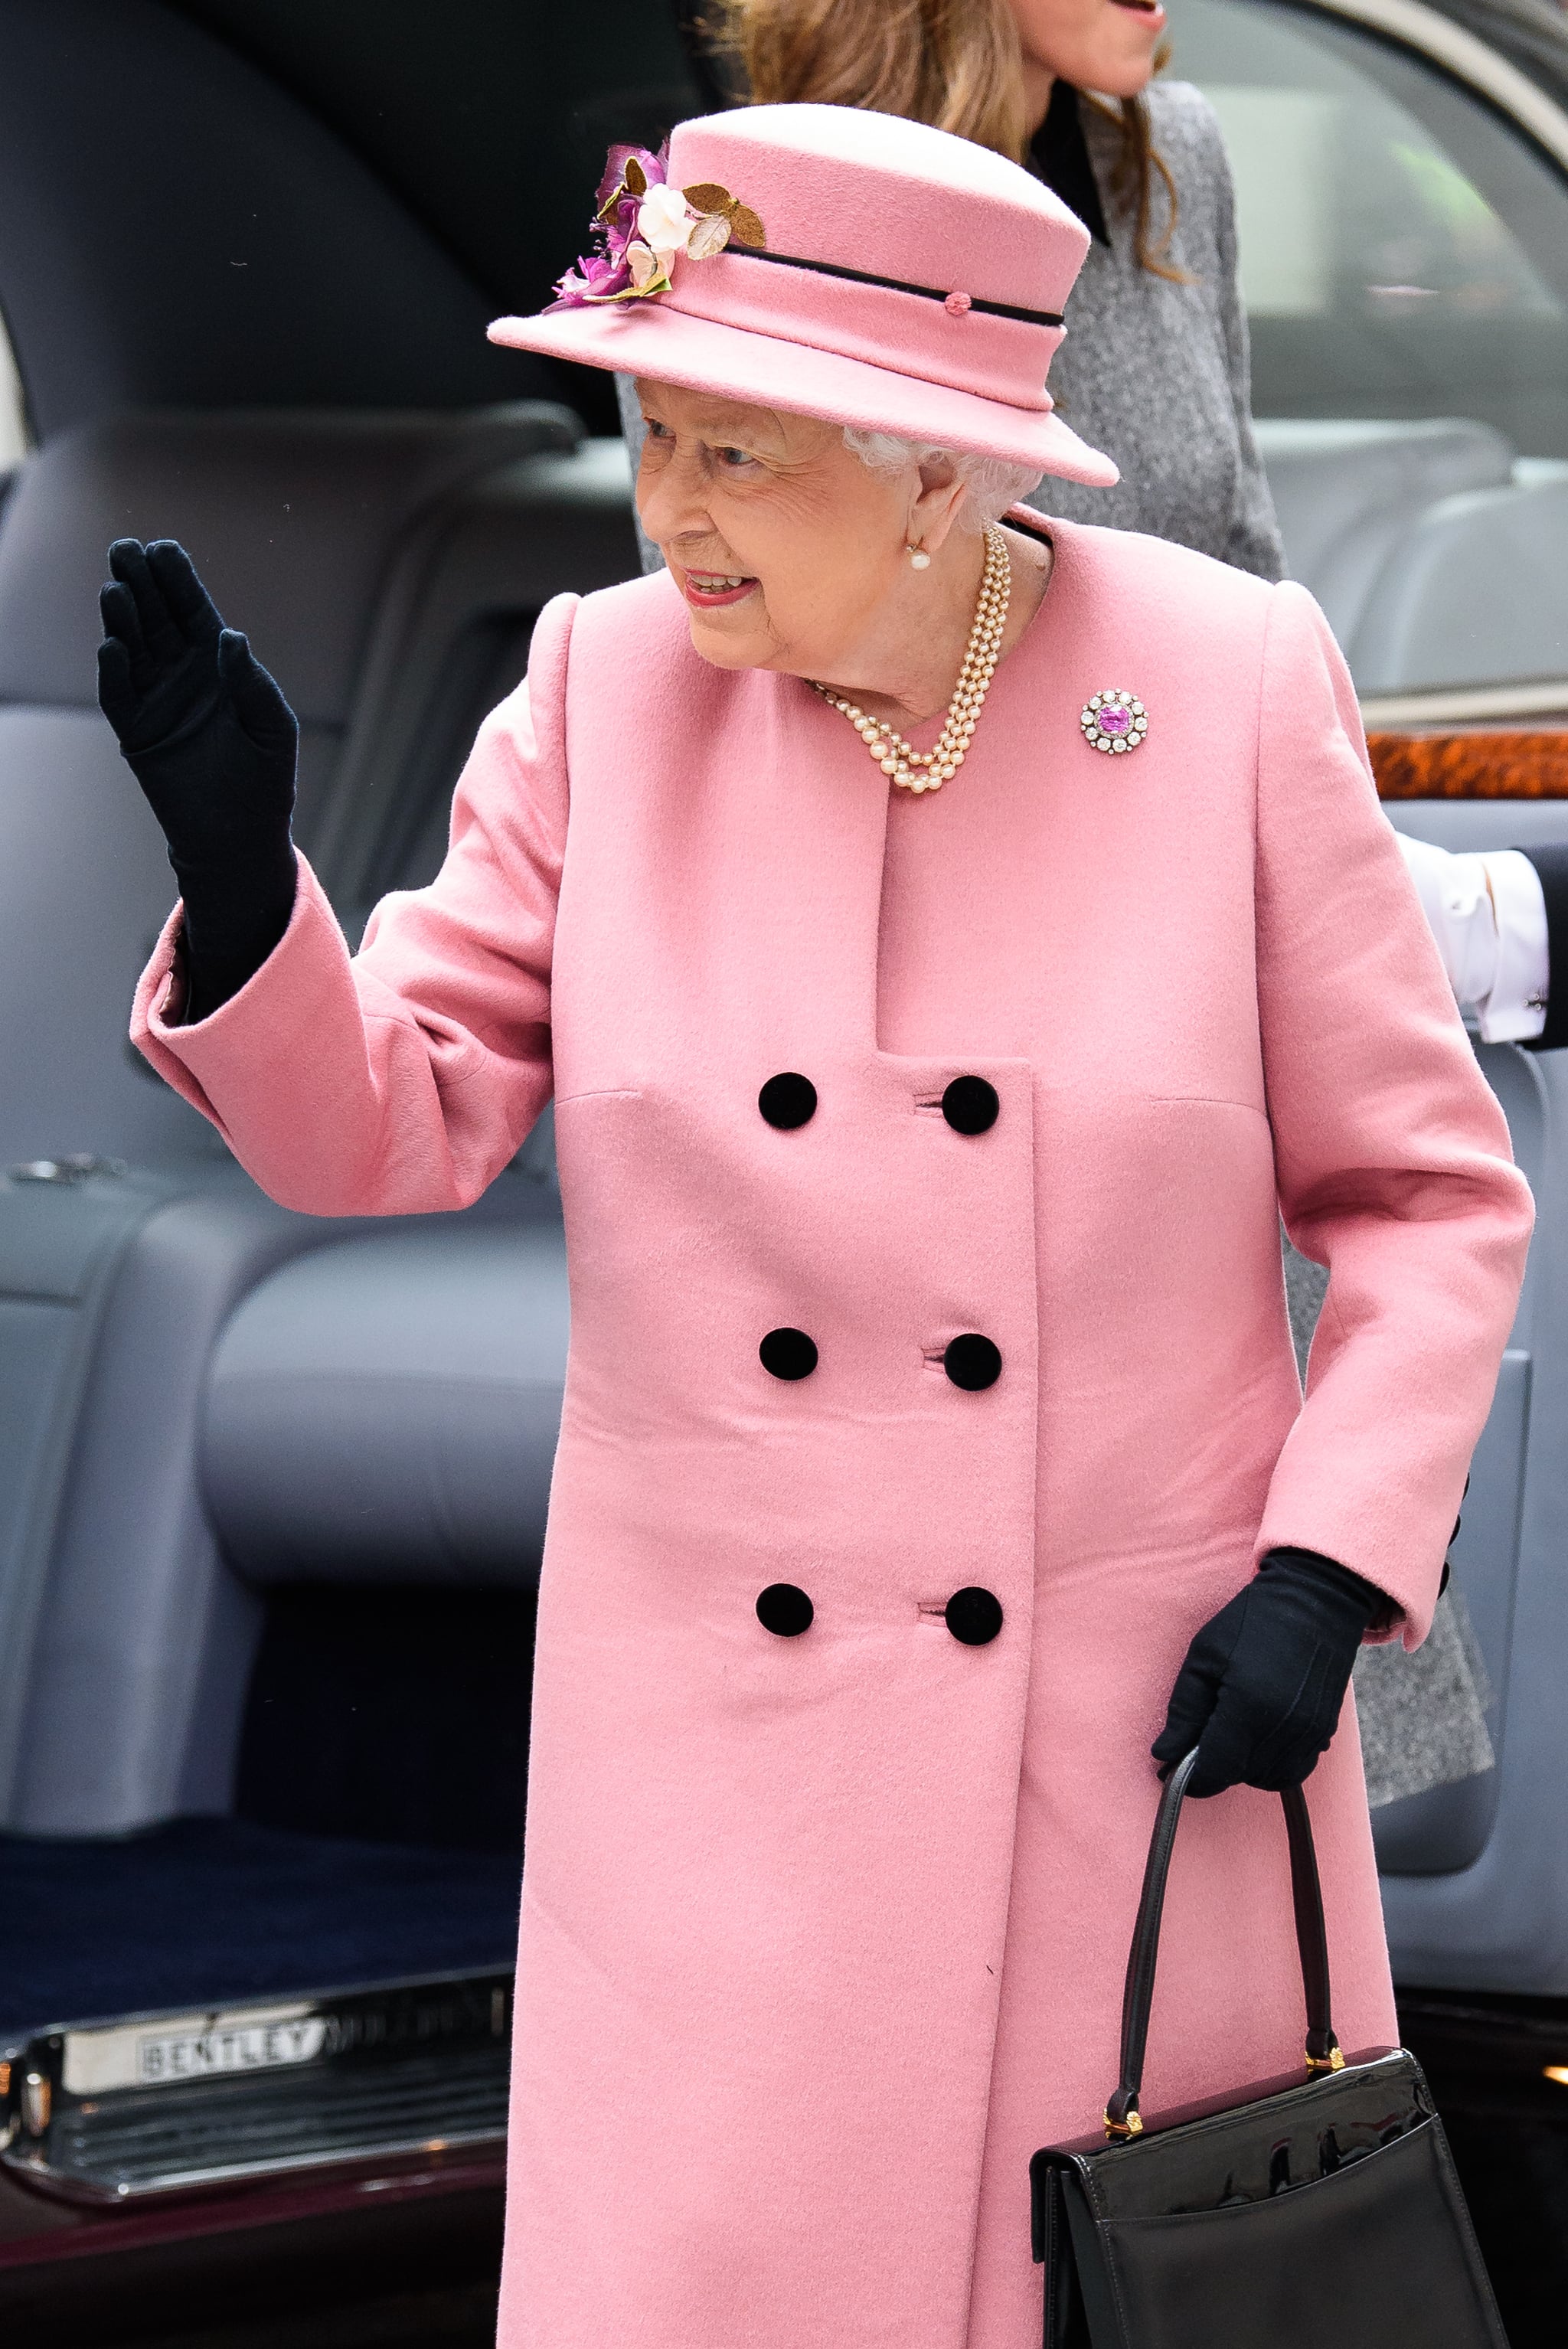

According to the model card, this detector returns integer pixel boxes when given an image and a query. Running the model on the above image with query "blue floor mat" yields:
[0,1817,522,2040]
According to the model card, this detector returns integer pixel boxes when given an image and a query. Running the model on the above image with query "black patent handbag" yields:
[1029,1748,1509,2348]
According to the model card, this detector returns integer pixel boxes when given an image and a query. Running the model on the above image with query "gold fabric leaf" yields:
[591,269,671,303]
[681,181,734,216]
[686,212,733,260]
[728,202,766,249]
[623,155,648,198]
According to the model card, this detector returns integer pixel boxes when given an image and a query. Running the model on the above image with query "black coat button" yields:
[944,1333,1001,1390]
[757,1583,814,1636]
[760,1073,817,1129]
[942,1076,999,1135]
[761,1327,818,1380]
[946,1587,1003,1645]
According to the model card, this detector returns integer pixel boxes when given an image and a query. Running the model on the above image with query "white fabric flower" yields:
[638,183,697,261]
[626,240,665,292]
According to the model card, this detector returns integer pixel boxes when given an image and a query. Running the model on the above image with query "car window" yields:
[1171,0,1568,701]
[1174,0,1568,458]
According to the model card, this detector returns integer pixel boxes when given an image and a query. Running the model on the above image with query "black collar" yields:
[1027,80,1110,248]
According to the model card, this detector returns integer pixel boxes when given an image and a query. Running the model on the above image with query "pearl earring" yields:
[907,543,931,570]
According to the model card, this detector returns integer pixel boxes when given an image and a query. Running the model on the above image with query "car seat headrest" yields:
[0,403,580,723]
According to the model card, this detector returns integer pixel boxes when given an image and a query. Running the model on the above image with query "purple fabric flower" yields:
[596,143,667,210]
[550,253,628,305]
[550,145,671,311]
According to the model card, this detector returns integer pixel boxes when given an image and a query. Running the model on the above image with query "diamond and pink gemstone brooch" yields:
[1080,690,1148,754]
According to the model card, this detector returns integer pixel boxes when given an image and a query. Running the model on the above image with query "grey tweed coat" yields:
[1028,83,1282,573]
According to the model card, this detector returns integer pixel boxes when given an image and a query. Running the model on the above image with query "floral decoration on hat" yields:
[550,144,766,309]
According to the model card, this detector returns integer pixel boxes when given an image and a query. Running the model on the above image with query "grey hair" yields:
[841,426,1042,530]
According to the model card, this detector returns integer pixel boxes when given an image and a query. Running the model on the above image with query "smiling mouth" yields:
[680,570,759,608]
[1111,0,1165,12]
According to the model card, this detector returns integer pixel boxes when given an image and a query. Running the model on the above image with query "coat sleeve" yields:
[130,593,580,1216]
[1252,583,1533,1645]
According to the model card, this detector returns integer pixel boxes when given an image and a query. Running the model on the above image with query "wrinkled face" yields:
[634,381,915,678]
[1005,0,1165,98]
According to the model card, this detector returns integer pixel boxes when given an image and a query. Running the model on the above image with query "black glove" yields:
[98,537,298,1024]
[1152,1547,1384,1798]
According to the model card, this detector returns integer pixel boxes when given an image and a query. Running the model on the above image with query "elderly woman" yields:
[100,106,1527,2349]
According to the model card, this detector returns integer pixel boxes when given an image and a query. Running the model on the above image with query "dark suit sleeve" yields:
[1518,845,1568,1050]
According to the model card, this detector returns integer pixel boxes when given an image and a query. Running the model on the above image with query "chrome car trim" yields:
[1296,0,1568,172]
[1361,680,1568,727]
[7,2115,509,2207]
[1,1965,513,2203]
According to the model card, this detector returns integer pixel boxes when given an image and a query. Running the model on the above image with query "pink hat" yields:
[488,104,1118,488]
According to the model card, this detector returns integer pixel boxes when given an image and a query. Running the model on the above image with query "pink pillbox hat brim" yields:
[488,298,1118,485]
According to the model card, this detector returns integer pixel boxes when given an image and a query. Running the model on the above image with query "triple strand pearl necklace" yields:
[811,521,1012,795]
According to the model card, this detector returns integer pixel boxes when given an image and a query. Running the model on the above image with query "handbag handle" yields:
[1102,1748,1344,2138]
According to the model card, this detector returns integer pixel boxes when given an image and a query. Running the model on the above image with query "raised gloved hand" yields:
[98,537,298,1023]
[1152,1547,1385,1797]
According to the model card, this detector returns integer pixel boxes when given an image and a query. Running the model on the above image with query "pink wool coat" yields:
[134,518,1531,2349]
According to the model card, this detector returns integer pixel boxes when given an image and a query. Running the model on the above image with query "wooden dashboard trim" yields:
[1370,732,1568,800]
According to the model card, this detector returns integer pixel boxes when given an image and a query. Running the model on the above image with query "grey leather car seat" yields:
[202,1219,570,1589]
[1256,418,1514,652]
[0,409,639,1850]
[1256,418,1568,694]
[1350,471,1568,698]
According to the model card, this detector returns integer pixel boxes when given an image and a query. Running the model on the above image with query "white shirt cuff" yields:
[1396,833,1548,1042]
[1478,848,1549,1042]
